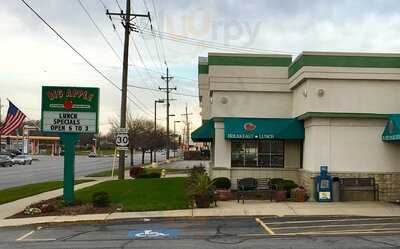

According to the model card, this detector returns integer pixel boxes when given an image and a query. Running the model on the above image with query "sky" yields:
[1,0,400,135]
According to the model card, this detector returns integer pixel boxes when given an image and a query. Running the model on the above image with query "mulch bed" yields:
[9,197,120,219]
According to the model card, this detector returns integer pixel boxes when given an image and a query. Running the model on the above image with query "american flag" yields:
[0,101,26,135]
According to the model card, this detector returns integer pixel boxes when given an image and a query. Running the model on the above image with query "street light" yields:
[154,99,164,163]
[173,120,181,158]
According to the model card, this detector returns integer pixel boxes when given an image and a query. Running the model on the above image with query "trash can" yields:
[332,177,340,202]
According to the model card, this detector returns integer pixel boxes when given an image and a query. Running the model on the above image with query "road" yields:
[2,216,400,248]
[0,153,166,190]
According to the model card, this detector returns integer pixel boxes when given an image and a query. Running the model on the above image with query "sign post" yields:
[41,86,99,205]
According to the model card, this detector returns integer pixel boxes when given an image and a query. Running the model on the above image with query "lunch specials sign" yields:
[41,86,99,134]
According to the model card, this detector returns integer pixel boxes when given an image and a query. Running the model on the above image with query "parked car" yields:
[0,151,16,158]
[88,152,97,158]
[12,155,33,165]
[0,155,13,167]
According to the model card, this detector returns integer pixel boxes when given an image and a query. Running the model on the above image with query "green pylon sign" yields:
[41,86,99,204]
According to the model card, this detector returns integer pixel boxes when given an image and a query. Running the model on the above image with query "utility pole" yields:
[173,120,180,158]
[159,67,176,159]
[181,104,193,149]
[153,99,164,163]
[107,1,151,179]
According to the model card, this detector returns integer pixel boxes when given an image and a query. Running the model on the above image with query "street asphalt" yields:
[0,153,166,190]
[2,216,400,248]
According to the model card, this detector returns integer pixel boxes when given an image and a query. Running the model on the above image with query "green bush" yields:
[92,191,110,207]
[271,178,283,187]
[281,180,298,191]
[148,172,161,178]
[213,177,231,189]
[129,167,145,178]
[136,171,161,179]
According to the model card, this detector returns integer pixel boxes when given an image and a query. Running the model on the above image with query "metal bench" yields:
[339,177,379,201]
[236,178,276,203]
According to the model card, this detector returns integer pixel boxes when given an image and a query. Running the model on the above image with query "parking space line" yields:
[271,222,400,231]
[263,217,400,225]
[280,229,400,236]
[16,230,35,241]
[255,218,275,235]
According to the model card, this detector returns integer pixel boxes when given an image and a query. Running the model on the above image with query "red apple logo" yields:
[64,100,73,110]
[244,123,256,131]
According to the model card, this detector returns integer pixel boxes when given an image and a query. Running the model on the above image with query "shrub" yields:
[148,172,161,178]
[271,178,283,187]
[92,191,110,207]
[281,179,298,192]
[129,167,144,178]
[213,177,231,189]
[135,170,161,179]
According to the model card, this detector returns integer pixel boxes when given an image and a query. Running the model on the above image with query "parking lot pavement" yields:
[256,216,400,236]
[3,216,400,249]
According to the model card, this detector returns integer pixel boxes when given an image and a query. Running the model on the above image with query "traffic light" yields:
[6,137,10,145]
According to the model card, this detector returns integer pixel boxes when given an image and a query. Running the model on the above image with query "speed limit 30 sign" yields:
[116,128,129,150]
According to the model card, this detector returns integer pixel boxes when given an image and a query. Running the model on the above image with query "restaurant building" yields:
[192,52,400,201]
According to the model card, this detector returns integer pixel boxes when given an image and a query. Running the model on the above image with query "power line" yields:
[19,0,152,118]
[131,36,163,88]
[127,84,197,97]
[115,0,123,11]
[141,28,294,54]
[98,0,124,45]
[149,0,167,66]
[77,0,122,62]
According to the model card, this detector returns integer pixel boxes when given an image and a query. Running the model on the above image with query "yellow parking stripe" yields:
[255,217,275,235]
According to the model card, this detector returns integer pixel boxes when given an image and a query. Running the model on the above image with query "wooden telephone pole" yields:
[159,68,176,159]
[181,104,192,149]
[106,0,151,179]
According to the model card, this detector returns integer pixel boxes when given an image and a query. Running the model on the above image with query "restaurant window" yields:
[231,140,284,168]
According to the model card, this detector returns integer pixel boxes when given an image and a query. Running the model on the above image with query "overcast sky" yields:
[1,0,400,134]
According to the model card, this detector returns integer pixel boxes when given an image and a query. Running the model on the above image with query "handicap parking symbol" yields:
[128,229,180,239]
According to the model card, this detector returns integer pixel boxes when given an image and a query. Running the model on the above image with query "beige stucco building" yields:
[192,52,400,201]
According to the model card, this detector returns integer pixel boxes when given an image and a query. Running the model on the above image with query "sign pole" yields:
[41,86,99,205]
[61,133,79,205]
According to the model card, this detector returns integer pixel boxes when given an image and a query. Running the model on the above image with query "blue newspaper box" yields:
[315,166,333,202]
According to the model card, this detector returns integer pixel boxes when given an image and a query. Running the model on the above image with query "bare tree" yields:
[110,113,168,166]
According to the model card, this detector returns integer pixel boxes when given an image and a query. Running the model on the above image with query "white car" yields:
[12,155,33,165]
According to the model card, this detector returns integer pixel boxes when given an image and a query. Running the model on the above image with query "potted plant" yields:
[282,180,299,199]
[188,172,215,208]
[213,177,232,201]
[275,182,287,202]
[294,186,308,202]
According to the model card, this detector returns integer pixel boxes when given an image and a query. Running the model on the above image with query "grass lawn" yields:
[0,180,92,205]
[75,177,189,211]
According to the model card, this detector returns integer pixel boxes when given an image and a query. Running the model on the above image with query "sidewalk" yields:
[0,180,106,220]
[1,200,400,228]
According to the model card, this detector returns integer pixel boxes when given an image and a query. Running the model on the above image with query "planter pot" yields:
[295,189,307,202]
[275,191,287,202]
[215,189,232,201]
[194,195,211,208]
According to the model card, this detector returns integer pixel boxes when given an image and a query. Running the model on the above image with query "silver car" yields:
[0,155,13,167]
[12,155,33,165]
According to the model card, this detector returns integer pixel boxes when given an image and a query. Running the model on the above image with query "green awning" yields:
[191,120,214,142]
[224,117,304,139]
[382,114,400,141]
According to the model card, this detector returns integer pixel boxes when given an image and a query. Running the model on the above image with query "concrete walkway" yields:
[0,180,106,220]
[1,200,400,228]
